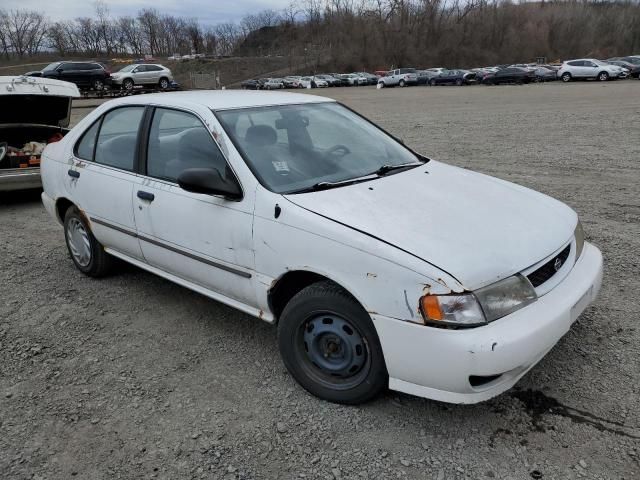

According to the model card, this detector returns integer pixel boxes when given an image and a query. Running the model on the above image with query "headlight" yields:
[420,293,486,327]
[474,275,537,322]
[574,220,584,261]
[420,275,537,327]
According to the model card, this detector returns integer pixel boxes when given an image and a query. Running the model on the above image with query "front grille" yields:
[527,244,571,288]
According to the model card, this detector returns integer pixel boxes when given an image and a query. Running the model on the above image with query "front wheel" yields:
[561,72,572,82]
[429,79,437,86]
[278,281,387,404]
[64,206,113,277]
[597,71,609,82]
[123,78,134,91]
[399,79,406,87]
[455,78,463,86]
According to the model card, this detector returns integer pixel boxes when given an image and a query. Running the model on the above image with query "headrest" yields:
[245,124,277,147]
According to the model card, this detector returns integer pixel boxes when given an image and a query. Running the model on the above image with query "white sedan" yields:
[40,91,603,404]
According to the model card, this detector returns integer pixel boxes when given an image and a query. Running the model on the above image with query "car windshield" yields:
[216,102,421,194]
[118,65,137,72]
[43,62,61,72]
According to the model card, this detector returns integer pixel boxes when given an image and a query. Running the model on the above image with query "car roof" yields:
[105,90,335,111]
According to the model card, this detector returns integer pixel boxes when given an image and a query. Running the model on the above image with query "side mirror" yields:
[177,167,242,200]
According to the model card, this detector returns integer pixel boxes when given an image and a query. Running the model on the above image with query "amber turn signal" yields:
[421,295,443,321]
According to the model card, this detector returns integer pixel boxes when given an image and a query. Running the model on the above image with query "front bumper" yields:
[0,168,41,192]
[372,242,603,404]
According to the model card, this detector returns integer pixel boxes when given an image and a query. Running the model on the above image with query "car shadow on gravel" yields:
[0,188,42,206]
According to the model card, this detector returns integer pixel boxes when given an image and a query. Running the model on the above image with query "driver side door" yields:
[131,106,256,305]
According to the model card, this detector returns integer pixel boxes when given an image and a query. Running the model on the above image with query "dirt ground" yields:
[1,82,639,480]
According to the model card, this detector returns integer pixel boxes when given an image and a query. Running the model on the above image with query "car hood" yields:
[283,161,576,290]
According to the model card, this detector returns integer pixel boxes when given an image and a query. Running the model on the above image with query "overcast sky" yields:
[2,0,292,24]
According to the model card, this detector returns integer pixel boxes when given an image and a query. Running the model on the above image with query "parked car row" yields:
[376,56,639,88]
[241,72,381,90]
[25,61,175,92]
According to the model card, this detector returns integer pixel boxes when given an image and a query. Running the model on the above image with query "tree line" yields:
[1,1,640,69]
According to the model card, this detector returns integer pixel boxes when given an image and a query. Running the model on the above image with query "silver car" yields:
[110,64,174,91]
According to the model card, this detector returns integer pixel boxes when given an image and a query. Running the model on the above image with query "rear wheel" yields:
[561,72,572,82]
[429,79,437,86]
[597,71,609,82]
[158,77,170,90]
[278,281,387,404]
[64,206,113,277]
[93,78,105,91]
[455,78,463,86]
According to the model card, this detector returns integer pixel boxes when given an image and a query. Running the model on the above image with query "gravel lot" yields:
[1,82,639,480]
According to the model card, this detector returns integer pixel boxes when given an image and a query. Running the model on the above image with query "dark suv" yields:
[39,62,111,91]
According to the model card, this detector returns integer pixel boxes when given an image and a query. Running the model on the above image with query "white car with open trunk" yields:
[0,76,79,191]
[40,91,603,404]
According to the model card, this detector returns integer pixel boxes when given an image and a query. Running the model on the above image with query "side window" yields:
[146,108,228,182]
[94,107,144,171]
[74,119,101,161]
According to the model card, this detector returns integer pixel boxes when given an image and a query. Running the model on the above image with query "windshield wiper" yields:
[287,160,427,194]
[287,174,380,194]
[373,161,426,176]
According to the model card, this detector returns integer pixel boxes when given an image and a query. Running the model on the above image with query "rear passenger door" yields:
[569,61,587,77]
[131,107,256,305]
[66,106,145,260]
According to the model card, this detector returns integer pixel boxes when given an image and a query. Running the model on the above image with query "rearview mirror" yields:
[177,167,242,200]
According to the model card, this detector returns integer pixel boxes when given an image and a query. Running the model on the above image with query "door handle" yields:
[137,190,155,202]
[68,169,80,178]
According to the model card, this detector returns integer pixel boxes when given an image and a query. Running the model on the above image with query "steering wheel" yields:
[325,144,351,159]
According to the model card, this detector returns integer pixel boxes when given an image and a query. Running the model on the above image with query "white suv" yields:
[110,63,174,91]
[558,59,627,82]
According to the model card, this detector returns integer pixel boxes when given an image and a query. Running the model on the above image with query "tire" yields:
[123,78,134,91]
[64,206,113,277]
[399,79,406,87]
[561,72,572,83]
[93,78,105,91]
[277,281,387,404]
[377,81,385,88]
[429,79,437,86]
[158,77,170,90]
[455,78,463,86]
[597,71,609,82]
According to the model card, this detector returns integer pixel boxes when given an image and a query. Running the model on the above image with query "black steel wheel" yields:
[278,281,387,404]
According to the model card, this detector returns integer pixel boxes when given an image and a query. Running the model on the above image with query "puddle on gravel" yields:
[511,389,639,440]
